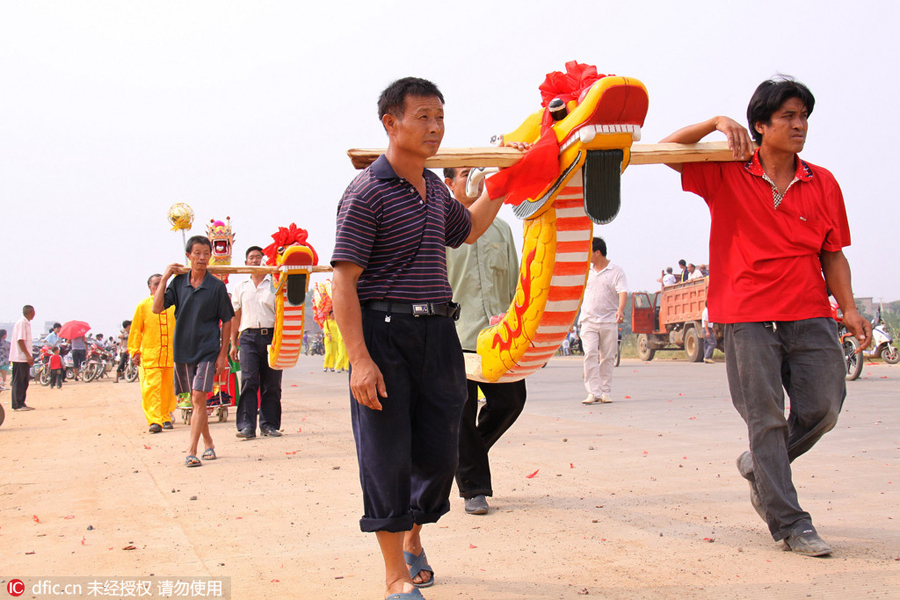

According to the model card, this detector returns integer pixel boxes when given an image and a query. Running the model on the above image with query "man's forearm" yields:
[660,117,719,145]
[332,265,370,365]
[465,191,504,244]
[821,251,855,313]
[230,308,242,347]
[151,282,167,314]
[660,116,754,171]
[220,320,232,355]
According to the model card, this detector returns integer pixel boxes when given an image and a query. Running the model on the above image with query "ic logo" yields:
[6,579,25,597]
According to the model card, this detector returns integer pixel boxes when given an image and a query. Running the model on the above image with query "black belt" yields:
[242,327,272,336]
[364,301,460,321]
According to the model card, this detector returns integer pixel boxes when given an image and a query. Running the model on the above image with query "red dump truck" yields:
[631,277,723,362]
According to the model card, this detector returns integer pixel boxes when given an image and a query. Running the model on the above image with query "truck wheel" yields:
[637,334,655,361]
[684,328,703,362]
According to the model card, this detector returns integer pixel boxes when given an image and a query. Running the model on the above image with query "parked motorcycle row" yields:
[30,342,138,386]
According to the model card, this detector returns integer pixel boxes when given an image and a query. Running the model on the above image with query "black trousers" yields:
[236,329,283,432]
[11,362,29,408]
[50,369,64,388]
[350,308,467,533]
[455,378,527,498]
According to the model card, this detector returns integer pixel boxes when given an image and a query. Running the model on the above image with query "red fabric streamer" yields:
[485,62,610,207]
[484,131,560,206]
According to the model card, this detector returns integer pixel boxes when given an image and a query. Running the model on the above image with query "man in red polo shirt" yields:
[661,77,871,557]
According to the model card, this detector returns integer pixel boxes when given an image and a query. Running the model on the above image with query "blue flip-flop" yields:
[386,589,425,600]
[185,455,202,468]
[403,550,434,588]
[202,448,217,461]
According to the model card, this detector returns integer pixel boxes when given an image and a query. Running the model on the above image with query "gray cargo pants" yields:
[724,317,845,541]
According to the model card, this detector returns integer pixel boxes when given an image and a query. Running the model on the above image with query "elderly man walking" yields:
[332,77,517,600]
[10,305,36,411]
[154,235,234,467]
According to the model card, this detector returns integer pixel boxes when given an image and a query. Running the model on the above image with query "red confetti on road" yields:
[64,515,75,520]
[33,515,40,523]
[296,427,302,433]
[81,536,86,545]
[570,463,575,468]
[143,445,151,450]
[643,451,649,455]
[469,544,477,549]
[526,469,539,479]
[291,384,298,387]
[625,395,631,399]
[285,451,297,455]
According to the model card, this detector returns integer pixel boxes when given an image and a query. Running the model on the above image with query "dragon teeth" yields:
[561,124,642,152]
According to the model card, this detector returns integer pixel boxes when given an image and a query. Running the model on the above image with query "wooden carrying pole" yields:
[175,265,333,275]
[347,141,743,170]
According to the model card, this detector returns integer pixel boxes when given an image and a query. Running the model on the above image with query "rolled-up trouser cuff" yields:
[360,514,415,533]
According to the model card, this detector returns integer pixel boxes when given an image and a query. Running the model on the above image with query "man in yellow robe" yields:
[129,273,177,433]
[332,318,348,372]
[322,314,338,372]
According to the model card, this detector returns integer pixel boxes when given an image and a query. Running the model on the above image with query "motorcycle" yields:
[82,343,114,382]
[117,351,139,383]
[31,344,53,386]
[861,309,899,364]
[832,301,863,381]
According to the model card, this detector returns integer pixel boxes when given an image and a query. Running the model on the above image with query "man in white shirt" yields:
[10,305,36,411]
[688,263,705,280]
[229,246,283,439]
[580,238,628,405]
[659,267,677,287]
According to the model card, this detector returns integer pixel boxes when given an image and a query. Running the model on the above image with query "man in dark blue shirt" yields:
[154,235,234,467]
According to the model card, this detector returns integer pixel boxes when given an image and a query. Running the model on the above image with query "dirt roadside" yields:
[1,356,898,599]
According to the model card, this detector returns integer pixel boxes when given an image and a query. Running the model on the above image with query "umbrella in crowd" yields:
[58,320,91,340]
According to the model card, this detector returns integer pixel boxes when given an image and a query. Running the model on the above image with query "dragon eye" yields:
[277,246,285,254]
[549,98,567,121]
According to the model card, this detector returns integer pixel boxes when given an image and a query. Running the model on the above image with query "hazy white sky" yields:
[2,0,898,335]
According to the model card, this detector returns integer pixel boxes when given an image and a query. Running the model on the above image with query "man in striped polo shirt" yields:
[331,77,518,599]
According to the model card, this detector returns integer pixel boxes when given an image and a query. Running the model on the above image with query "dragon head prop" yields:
[485,61,648,224]
[207,217,235,282]
[264,224,319,370]
[263,223,319,268]
[263,223,318,306]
